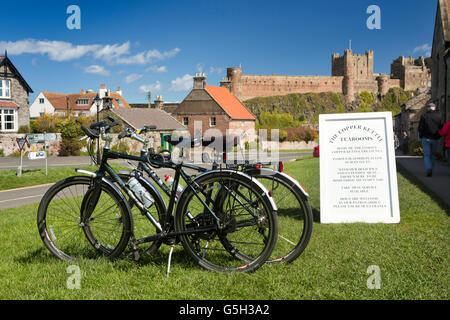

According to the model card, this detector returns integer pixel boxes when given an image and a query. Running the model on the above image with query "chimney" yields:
[220,77,232,91]
[193,72,207,89]
[116,86,122,96]
[99,84,107,98]
[80,89,86,94]
[154,95,164,109]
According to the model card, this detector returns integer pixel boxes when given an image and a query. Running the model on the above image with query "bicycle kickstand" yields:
[128,235,141,261]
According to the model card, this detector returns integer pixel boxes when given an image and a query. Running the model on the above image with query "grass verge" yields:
[0,158,448,299]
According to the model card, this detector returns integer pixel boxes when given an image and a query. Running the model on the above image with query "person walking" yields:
[438,119,450,163]
[418,103,443,177]
[400,131,409,154]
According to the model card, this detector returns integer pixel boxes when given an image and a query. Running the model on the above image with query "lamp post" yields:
[93,94,102,165]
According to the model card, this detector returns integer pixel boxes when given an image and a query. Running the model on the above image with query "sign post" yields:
[319,112,400,223]
[16,137,27,177]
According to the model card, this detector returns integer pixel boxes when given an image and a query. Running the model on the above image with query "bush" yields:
[409,139,423,156]
[285,126,316,142]
[35,113,63,133]
[57,117,86,156]
[18,125,31,133]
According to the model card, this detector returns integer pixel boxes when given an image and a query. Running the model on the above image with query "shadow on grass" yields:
[396,164,450,215]
[15,247,56,264]
[312,208,321,223]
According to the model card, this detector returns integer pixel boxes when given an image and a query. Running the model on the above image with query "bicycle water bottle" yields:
[127,177,154,208]
[165,175,183,197]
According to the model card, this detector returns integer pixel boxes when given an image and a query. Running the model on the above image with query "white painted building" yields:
[29,85,129,119]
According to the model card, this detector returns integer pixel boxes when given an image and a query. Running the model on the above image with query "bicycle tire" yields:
[37,176,132,261]
[174,170,278,273]
[245,168,313,263]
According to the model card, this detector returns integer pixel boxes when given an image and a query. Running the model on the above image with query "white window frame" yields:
[0,79,11,99]
[0,108,18,132]
[39,98,44,104]
[210,117,216,127]
[76,98,90,105]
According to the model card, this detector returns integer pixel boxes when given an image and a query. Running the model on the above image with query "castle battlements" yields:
[222,50,430,102]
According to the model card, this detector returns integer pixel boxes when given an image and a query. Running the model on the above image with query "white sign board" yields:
[319,112,400,223]
[28,151,47,160]
[26,133,58,144]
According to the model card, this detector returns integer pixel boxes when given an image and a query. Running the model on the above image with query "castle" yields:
[220,50,431,102]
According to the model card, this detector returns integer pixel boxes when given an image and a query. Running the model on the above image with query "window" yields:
[39,98,44,104]
[0,79,11,99]
[210,117,216,127]
[76,98,90,105]
[0,108,17,132]
[183,117,189,126]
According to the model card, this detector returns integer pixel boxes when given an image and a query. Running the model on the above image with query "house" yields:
[111,107,187,151]
[394,88,431,140]
[30,84,130,119]
[0,52,33,132]
[171,73,256,141]
[431,0,450,121]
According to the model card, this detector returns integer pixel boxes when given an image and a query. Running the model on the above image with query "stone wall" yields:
[0,133,61,156]
[237,75,343,101]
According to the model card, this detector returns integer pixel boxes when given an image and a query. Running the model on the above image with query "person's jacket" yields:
[438,120,450,148]
[418,110,442,140]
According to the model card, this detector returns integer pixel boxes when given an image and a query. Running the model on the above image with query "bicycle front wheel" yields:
[174,171,278,273]
[37,176,132,261]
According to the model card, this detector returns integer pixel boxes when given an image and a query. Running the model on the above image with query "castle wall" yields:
[238,75,344,101]
[227,50,430,102]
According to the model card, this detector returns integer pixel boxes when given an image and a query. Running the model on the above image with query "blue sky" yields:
[0,0,437,104]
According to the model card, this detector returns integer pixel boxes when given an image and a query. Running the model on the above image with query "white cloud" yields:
[413,43,432,56]
[125,73,143,84]
[145,65,168,73]
[84,65,110,76]
[139,81,162,94]
[169,74,193,91]
[0,39,180,65]
[196,63,205,73]
[209,66,224,75]
[114,48,180,65]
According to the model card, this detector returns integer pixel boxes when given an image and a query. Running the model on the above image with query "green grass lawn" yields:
[0,158,448,300]
[0,164,126,191]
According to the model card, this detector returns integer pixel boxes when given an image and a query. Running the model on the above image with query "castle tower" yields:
[227,67,242,99]
[342,50,355,102]
[376,74,390,96]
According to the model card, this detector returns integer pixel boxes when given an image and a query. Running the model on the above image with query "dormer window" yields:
[0,79,11,99]
[77,98,90,105]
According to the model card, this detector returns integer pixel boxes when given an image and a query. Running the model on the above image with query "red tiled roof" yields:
[205,85,255,120]
[42,91,131,111]
[0,100,19,108]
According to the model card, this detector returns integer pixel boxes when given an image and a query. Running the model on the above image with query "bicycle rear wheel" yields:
[174,171,278,273]
[245,169,313,263]
[37,176,132,261]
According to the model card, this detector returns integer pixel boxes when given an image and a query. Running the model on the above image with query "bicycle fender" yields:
[244,167,309,198]
[183,169,278,212]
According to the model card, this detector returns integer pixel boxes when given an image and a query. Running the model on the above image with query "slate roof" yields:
[112,108,186,131]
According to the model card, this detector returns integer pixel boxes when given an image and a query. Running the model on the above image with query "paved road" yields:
[0,152,309,210]
[0,152,307,170]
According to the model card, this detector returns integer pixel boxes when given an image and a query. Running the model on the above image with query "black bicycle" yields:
[37,117,278,273]
[105,128,313,264]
